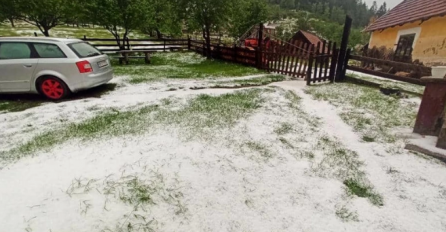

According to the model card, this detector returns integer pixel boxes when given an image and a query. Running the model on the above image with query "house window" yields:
[394,33,416,62]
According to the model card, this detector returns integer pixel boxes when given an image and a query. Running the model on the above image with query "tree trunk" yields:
[8,18,15,27]
[155,29,162,39]
[204,24,212,59]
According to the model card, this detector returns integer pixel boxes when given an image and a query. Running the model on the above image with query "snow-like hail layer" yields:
[1,79,446,232]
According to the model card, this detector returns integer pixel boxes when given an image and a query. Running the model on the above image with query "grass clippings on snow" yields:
[305,83,418,143]
[335,205,359,222]
[213,74,286,88]
[311,136,383,206]
[3,89,266,160]
[65,165,186,232]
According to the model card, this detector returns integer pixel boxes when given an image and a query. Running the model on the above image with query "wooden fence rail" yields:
[347,54,430,85]
[82,38,189,53]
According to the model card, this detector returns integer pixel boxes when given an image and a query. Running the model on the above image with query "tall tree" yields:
[182,0,236,58]
[141,0,182,39]
[89,0,153,49]
[229,0,268,39]
[369,1,378,15]
[377,2,388,17]
[17,0,69,36]
[0,0,20,27]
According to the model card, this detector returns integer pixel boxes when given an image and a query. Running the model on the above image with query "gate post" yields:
[335,15,352,82]
[306,53,314,86]
[257,23,264,69]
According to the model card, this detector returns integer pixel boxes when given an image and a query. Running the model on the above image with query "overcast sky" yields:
[364,0,403,9]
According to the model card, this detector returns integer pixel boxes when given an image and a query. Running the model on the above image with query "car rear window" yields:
[68,42,102,58]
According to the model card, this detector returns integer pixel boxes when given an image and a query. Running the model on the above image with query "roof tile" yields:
[366,0,446,32]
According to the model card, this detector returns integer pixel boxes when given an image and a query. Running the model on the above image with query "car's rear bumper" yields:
[71,69,114,92]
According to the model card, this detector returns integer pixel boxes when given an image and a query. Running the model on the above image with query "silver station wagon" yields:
[0,37,113,100]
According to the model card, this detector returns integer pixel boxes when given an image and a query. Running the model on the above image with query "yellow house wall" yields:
[369,16,446,66]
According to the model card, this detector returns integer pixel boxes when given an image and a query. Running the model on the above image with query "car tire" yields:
[38,76,70,100]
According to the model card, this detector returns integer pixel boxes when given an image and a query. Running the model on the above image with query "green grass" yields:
[3,89,265,160]
[0,100,43,113]
[305,83,418,143]
[274,122,294,135]
[312,136,383,206]
[335,206,359,222]
[245,142,273,159]
[112,52,264,83]
[0,84,115,114]
[344,179,384,206]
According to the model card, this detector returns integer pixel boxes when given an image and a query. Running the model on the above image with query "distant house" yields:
[264,23,279,37]
[291,30,324,46]
[290,30,327,53]
[365,0,446,66]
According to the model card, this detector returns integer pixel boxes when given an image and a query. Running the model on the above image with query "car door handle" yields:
[24,64,33,68]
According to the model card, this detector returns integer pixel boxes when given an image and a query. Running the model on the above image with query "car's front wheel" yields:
[38,76,70,100]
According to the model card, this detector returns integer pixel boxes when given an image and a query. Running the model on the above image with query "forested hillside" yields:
[265,0,389,46]
[267,0,388,27]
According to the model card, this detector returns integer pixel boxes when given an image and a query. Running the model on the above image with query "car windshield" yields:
[68,42,102,58]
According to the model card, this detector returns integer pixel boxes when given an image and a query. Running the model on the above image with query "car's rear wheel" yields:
[38,76,70,100]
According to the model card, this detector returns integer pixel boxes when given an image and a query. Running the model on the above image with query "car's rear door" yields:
[0,42,38,92]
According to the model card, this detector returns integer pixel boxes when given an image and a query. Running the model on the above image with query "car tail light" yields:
[76,60,93,73]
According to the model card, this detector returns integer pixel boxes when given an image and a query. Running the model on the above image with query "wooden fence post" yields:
[335,15,352,82]
[83,35,86,40]
[329,42,338,82]
[341,49,352,79]
[257,23,264,69]
[307,53,314,85]
[216,43,221,59]
[188,37,191,50]
[233,45,238,62]
[164,40,166,52]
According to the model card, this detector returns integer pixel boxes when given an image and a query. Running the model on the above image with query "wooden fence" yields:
[347,54,431,85]
[189,38,340,85]
[82,37,189,53]
[307,42,339,84]
[189,40,258,67]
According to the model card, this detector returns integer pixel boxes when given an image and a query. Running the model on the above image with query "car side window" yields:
[33,43,66,58]
[0,42,32,59]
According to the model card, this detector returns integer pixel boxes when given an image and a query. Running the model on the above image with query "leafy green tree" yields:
[141,0,182,38]
[17,0,70,36]
[181,0,236,58]
[0,0,20,27]
[294,11,313,31]
[280,0,295,9]
[89,0,153,49]
[229,0,268,39]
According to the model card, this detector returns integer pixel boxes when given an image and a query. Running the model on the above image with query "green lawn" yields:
[0,22,147,39]
[112,52,265,83]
